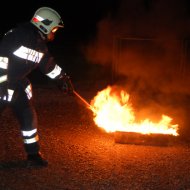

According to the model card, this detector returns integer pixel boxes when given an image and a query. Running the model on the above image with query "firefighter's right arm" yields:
[39,54,74,94]
[56,73,74,94]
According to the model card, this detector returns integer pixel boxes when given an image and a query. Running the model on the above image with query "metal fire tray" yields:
[114,131,179,146]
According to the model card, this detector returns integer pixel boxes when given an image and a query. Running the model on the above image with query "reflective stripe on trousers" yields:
[0,84,32,102]
[0,89,14,102]
[21,129,39,144]
[25,84,32,99]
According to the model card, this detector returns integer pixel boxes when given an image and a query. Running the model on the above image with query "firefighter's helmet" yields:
[31,7,64,35]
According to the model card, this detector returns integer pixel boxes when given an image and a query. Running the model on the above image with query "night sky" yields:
[2,1,190,47]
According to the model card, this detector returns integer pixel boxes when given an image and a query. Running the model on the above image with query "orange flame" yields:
[90,86,179,136]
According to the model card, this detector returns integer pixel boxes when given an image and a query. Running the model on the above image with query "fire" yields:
[90,86,179,136]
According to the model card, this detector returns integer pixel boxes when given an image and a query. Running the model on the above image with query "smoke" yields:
[81,0,190,138]
[81,0,190,93]
[83,0,190,92]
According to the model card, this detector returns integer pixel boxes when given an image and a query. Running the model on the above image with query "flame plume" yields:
[90,86,178,136]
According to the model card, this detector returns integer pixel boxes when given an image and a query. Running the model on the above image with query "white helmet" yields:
[31,7,64,35]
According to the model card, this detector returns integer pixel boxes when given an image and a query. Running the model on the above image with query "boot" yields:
[27,152,48,167]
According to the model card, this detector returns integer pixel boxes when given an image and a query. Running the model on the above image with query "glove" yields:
[56,74,74,95]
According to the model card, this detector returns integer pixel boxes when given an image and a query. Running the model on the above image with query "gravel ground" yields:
[0,85,190,190]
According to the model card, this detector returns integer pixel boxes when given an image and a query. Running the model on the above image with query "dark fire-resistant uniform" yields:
[0,22,66,155]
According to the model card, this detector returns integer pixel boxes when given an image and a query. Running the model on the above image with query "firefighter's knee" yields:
[22,107,38,130]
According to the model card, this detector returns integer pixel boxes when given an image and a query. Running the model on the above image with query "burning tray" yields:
[114,131,179,146]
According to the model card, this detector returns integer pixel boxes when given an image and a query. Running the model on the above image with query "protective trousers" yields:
[0,84,40,155]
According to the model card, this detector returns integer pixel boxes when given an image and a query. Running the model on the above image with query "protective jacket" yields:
[0,22,64,101]
[0,22,65,154]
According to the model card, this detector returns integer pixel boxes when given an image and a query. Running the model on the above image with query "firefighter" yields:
[0,7,74,167]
